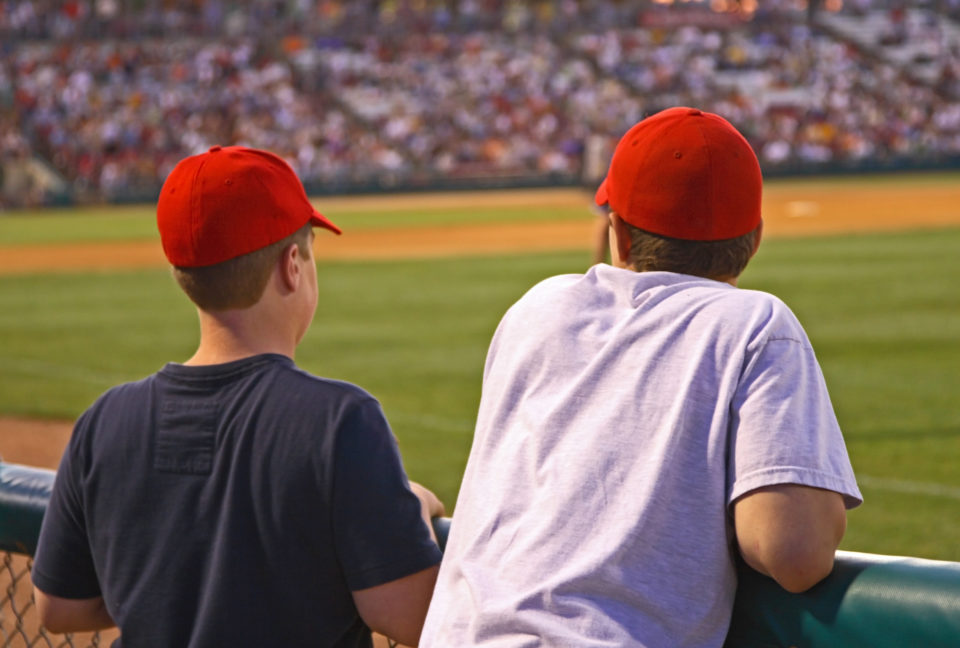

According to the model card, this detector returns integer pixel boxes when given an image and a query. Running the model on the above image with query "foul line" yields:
[858,474,960,500]
[3,357,131,387]
[388,410,475,434]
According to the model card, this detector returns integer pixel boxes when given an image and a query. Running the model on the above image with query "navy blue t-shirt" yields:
[32,354,442,647]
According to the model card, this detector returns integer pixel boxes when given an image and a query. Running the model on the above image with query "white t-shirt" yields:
[421,266,862,648]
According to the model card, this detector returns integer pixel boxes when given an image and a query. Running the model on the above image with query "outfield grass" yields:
[744,230,960,560]
[5,170,958,245]
[1,219,959,560]
[0,197,592,245]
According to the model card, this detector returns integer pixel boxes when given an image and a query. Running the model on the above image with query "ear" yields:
[278,243,302,293]
[608,211,633,269]
[751,220,764,257]
[725,220,764,287]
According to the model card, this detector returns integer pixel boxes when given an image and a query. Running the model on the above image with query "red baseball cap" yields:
[595,107,762,241]
[157,146,341,267]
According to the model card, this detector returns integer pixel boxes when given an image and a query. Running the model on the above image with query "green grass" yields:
[1,213,959,560]
[0,199,591,245]
[327,203,590,231]
[743,229,960,560]
[0,205,161,245]
[0,252,581,508]
[302,252,582,501]
[0,271,198,412]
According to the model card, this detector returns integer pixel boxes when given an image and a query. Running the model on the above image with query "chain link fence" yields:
[1,550,404,648]
[1,551,105,648]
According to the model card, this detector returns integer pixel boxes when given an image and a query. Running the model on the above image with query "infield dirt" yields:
[2,182,960,275]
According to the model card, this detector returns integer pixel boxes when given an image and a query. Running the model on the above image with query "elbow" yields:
[36,606,70,635]
[36,608,78,635]
[34,593,61,633]
[766,547,837,593]
[734,486,848,594]
[41,619,72,636]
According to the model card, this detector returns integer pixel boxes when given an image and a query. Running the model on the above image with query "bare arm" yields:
[34,588,115,634]
[352,482,444,646]
[351,481,444,646]
[353,564,439,647]
[733,484,847,593]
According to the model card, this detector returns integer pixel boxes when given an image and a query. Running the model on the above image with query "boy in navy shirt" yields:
[33,146,444,647]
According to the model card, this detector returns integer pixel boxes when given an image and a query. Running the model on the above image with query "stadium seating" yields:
[2,0,960,208]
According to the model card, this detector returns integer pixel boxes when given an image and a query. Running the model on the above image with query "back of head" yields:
[156,146,341,309]
[595,107,763,278]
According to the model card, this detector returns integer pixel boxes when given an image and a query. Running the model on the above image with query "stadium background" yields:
[2,0,960,645]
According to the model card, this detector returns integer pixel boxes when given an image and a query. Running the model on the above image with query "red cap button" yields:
[208,145,222,153]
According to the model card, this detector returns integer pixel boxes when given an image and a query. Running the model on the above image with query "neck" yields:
[185,306,297,366]
[623,263,740,287]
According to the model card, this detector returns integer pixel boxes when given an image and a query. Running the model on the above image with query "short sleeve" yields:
[727,316,862,509]
[331,399,442,591]
[31,413,103,599]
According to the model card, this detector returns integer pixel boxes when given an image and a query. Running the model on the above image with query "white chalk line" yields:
[858,475,960,501]
[2,357,130,387]
[387,410,475,434]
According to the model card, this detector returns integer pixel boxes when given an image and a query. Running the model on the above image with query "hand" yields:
[409,481,445,545]
[409,481,445,518]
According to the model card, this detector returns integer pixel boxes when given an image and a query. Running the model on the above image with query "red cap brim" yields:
[310,210,342,235]
[594,179,609,207]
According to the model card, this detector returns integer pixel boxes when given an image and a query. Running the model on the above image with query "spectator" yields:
[32,146,445,647]
[2,0,959,207]
[420,107,861,648]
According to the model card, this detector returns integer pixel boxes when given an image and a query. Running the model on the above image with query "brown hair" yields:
[173,223,312,311]
[624,221,760,281]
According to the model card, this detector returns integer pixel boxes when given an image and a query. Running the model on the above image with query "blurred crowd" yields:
[574,20,960,168]
[1,0,959,207]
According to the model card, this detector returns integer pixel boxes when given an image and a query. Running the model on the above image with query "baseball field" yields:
[1,173,959,563]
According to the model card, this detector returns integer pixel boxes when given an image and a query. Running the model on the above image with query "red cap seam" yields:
[187,156,209,263]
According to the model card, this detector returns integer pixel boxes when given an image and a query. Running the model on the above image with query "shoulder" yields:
[512,272,585,305]
[488,272,588,346]
[701,284,792,319]
[276,362,381,407]
[725,287,810,350]
[641,277,812,354]
[499,269,627,323]
[81,374,158,424]
[64,374,159,463]
[263,363,392,441]
[161,354,382,409]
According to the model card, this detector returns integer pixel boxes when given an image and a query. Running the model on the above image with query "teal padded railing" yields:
[0,461,53,555]
[725,550,960,647]
[3,461,960,647]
